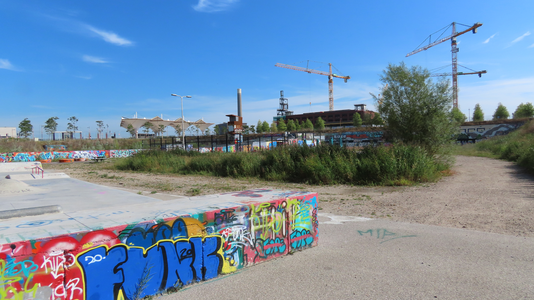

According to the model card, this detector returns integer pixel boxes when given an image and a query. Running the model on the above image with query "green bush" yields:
[113,143,450,186]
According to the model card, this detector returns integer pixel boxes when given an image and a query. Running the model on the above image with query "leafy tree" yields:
[44,117,59,138]
[270,122,278,133]
[256,120,263,134]
[278,119,287,132]
[287,119,296,131]
[96,121,106,138]
[450,107,467,124]
[492,103,510,120]
[142,122,153,135]
[353,113,362,127]
[304,119,314,130]
[362,113,373,126]
[66,116,79,138]
[473,104,484,122]
[372,62,456,155]
[126,124,136,137]
[18,118,33,138]
[372,113,384,126]
[513,102,534,119]
[249,125,256,134]
[262,121,270,133]
[314,117,325,130]
[295,120,301,131]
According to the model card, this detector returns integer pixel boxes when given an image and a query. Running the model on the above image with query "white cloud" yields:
[192,0,239,12]
[511,31,531,44]
[0,59,18,71]
[483,33,497,44]
[82,55,108,64]
[87,26,133,46]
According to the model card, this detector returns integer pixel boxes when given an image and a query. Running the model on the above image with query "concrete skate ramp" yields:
[0,178,43,195]
[0,161,42,172]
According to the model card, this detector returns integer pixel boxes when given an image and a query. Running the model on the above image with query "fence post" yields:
[225,133,228,153]
[197,136,200,152]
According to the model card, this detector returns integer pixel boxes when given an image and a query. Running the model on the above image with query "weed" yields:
[137,191,142,195]
[188,188,201,196]
[150,191,157,194]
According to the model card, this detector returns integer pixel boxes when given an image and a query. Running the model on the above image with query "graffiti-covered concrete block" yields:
[0,189,318,299]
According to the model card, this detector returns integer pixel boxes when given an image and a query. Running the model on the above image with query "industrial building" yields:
[285,104,375,130]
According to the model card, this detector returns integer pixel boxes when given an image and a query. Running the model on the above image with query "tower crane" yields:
[406,22,484,109]
[275,62,350,111]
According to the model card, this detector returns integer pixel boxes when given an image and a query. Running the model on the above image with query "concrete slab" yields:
[0,161,42,172]
[0,189,314,244]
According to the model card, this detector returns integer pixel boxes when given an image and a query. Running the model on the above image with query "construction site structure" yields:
[274,90,293,122]
[275,61,350,111]
[406,22,485,109]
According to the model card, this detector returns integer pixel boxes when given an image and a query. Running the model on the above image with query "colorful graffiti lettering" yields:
[0,193,318,299]
[0,149,141,162]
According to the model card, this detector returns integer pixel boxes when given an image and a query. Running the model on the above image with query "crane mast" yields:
[406,22,483,109]
[275,62,350,111]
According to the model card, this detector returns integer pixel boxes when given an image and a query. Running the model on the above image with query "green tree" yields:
[270,121,278,133]
[372,113,384,126]
[450,107,467,124]
[304,119,313,130]
[314,117,325,130]
[66,116,78,138]
[126,124,136,137]
[278,119,287,132]
[287,119,296,131]
[372,62,455,155]
[256,120,263,134]
[142,122,153,135]
[352,113,362,127]
[295,120,301,131]
[362,113,373,126]
[473,104,484,122]
[262,121,270,133]
[492,103,510,120]
[44,117,59,138]
[18,118,33,138]
[249,125,256,134]
[513,102,534,119]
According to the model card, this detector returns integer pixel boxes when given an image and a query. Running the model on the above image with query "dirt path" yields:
[45,155,534,237]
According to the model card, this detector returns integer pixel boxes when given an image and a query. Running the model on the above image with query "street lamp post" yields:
[171,94,192,149]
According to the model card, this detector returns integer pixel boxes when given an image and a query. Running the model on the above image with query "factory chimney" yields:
[237,88,242,118]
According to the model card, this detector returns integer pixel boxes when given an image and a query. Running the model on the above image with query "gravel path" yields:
[46,155,534,237]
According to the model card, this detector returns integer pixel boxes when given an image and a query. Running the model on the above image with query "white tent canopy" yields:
[120,116,214,138]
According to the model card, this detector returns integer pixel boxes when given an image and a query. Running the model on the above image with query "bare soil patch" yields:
[45,156,534,237]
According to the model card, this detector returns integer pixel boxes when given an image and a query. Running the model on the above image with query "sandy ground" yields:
[44,155,534,237]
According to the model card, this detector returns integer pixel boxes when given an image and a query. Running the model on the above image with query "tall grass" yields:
[473,120,534,173]
[114,144,450,185]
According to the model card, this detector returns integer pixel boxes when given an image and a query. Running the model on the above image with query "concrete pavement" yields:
[165,215,534,299]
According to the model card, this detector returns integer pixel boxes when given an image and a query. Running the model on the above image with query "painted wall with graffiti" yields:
[0,149,142,162]
[459,121,524,140]
[324,131,384,147]
[0,191,318,299]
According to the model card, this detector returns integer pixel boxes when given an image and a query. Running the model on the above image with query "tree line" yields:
[451,102,534,123]
[16,117,109,139]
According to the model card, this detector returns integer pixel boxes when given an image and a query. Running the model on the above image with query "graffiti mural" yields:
[0,149,142,162]
[0,192,318,299]
[325,131,384,147]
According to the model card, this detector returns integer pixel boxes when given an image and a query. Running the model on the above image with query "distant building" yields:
[0,127,17,138]
[284,104,375,130]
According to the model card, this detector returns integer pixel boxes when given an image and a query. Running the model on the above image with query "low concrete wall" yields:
[0,190,318,299]
[0,149,142,162]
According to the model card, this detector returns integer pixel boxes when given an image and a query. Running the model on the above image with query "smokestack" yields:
[237,88,242,118]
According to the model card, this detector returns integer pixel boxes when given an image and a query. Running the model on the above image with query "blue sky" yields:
[1,0,533,138]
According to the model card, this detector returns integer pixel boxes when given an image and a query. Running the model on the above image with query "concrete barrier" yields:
[0,189,318,299]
